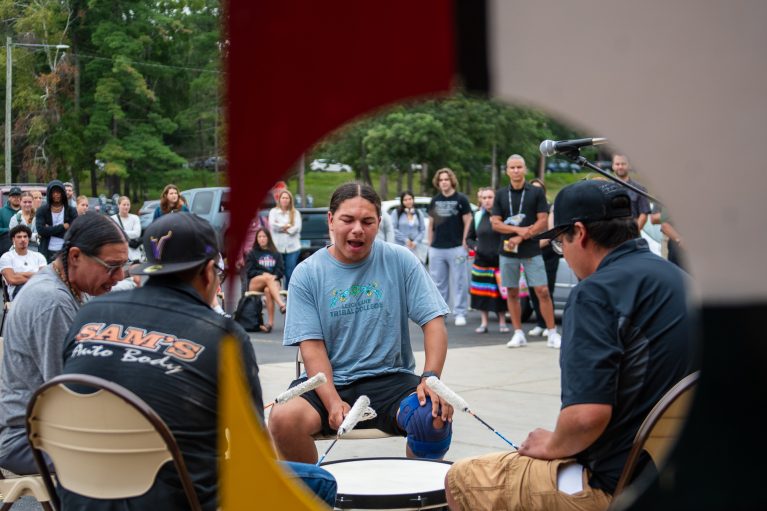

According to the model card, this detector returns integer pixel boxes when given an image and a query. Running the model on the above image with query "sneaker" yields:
[506,330,527,348]
[527,326,545,336]
[454,315,467,326]
[547,329,562,349]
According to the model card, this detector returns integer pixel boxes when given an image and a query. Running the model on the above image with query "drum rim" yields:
[321,457,453,510]
[320,456,453,467]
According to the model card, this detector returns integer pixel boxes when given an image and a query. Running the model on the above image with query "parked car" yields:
[310,159,352,172]
[180,186,230,250]
[83,195,117,216]
[99,196,119,216]
[594,160,614,172]
[138,199,160,231]
[0,183,46,207]
[297,207,331,261]
[545,158,581,174]
[381,195,478,235]
[87,197,102,213]
[519,256,579,321]
[381,195,431,216]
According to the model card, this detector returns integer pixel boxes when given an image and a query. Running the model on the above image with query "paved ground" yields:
[256,309,562,464]
[1,309,562,509]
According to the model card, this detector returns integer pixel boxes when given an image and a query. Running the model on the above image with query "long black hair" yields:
[329,182,381,216]
[58,212,127,278]
[254,227,278,253]
[396,190,415,216]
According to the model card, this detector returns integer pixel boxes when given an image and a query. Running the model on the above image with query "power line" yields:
[73,51,222,75]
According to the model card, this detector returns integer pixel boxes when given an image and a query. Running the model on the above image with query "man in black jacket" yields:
[35,180,78,262]
[60,213,336,510]
[0,186,22,253]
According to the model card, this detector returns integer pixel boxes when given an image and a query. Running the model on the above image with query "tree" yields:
[1,0,76,182]
[364,111,449,196]
[74,0,207,196]
[309,92,563,199]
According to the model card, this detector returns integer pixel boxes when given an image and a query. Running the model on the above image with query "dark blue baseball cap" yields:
[534,179,632,240]
[133,213,219,276]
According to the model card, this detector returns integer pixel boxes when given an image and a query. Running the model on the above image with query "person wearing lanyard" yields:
[490,154,561,349]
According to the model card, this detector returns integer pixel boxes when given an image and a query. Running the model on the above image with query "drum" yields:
[321,457,452,510]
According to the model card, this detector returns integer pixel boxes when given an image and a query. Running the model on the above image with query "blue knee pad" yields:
[397,393,452,459]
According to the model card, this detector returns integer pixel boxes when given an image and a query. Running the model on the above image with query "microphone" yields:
[539,137,608,157]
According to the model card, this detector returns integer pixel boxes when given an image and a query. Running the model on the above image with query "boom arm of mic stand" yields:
[560,150,662,206]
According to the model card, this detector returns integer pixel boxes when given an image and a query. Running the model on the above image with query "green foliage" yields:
[364,111,448,172]
[307,91,583,197]
[285,169,589,207]
[1,0,221,199]
[1,0,588,206]
[285,172,358,207]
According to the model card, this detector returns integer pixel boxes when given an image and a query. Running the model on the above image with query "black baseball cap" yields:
[534,179,632,240]
[8,186,22,196]
[132,213,219,276]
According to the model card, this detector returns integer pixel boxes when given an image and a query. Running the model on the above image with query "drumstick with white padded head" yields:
[316,395,374,465]
[264,372,327,410]
[426,376,519,450]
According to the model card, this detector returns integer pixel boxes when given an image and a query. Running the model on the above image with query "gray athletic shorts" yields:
[499,254,548,288]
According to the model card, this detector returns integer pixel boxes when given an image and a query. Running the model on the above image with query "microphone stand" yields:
[559,149,662,207]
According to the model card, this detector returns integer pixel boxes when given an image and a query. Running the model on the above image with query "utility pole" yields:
[297,153,305,206]
[5,37,12,184]
[213,106,219,173]
[491,143,498,189]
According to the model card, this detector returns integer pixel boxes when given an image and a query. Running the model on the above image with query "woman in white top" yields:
[9,192,40,252]
[111,196,143,262]
[268,189,302,288]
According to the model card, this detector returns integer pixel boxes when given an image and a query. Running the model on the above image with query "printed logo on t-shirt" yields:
[329,282,383,317]
[258,254,277,271]
[432,200,460,218]
[70,322,207,375]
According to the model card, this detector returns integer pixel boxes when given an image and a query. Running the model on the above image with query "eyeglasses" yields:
[551,237,565,255]
[214,259,227,283]
[86,253,129,276]
[550,226,574,255]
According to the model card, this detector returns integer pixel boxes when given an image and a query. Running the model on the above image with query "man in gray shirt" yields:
[0,213,128,474]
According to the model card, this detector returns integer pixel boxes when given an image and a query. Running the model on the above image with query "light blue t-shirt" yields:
[284,240,449,385]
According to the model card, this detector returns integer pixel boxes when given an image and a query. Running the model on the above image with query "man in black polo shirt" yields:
[445,179,694,511]
[491,155,560,348]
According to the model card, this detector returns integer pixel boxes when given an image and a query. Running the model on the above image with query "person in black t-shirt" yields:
[490,155,560,349]
[427,168,472,326]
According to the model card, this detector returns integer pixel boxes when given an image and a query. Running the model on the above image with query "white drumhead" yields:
[322,457,451,495]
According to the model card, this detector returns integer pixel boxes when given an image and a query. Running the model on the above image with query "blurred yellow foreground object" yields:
[219,336,328,510]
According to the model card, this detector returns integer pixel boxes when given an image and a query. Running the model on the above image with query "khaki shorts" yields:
[445,452,611,511]
[499,254,549,288]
